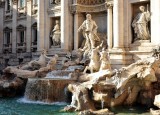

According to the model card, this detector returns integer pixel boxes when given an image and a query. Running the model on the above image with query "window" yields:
[3,27,12,46]
[32,22,37,44]
[20,31,24,43]
[5,32,10,44]
[6,0,10,11]
[34,29,37,42]
[19,0,25,7]
[17,25,26,45]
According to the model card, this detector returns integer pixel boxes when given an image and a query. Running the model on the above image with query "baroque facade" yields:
[0,0,159,69]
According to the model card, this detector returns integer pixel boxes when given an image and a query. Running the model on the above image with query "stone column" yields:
[151,0,160,45]
[26,0,32,52]
[61,0,73,50]
[74,13,79,50]
[113,0,124,49]
[37,0,45,51]
[0,3,4,53]
[107,5,113,49]
[12,1,17,53]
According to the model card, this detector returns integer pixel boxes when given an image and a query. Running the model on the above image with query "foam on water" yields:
[45,70,71,79]
[17,98,67,106]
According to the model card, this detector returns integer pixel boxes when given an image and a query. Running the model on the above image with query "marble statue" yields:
[46,54,59,70]
[50,0,60,4]
[63,56,159,112]
[83,46,100,73]
[78,14,99,51]
[132,5,150,41]
[99,48,111,71]
[50,20,61,46]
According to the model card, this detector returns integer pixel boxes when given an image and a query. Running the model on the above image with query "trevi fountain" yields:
[1,0,160,115]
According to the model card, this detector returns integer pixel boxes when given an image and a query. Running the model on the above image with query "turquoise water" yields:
[0,98,151,115]
[110,105,151,115]
[0,98,76,115]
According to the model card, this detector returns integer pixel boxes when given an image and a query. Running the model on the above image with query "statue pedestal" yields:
[129,40,156,61]
[130,40,154,51]
[51,45,61,49]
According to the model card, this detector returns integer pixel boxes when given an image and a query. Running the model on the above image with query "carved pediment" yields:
[4,27,12,32]
[17,24,26,30]
[32,22,37,28]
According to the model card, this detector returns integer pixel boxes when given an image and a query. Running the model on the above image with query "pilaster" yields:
[74,13,79,50]
[151,0,160,45]
[26,0,32,52]
[0,2,4,53]
[37,0,45,51]
[12,1,17,53]
[107,5,113,49]
[61,0,73,51]
[113,0,124,50]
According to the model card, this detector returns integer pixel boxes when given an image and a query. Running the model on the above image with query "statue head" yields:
[86,14,92,20]
[139,6,145,12]
[55,20,59,24]
[42,49,47,55]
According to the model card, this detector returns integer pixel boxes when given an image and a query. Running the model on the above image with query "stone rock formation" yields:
[63,57,160,112]
[0,51,58,97]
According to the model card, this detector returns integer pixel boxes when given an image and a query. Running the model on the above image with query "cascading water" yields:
[24,70,76,103]
[45,70,72,79]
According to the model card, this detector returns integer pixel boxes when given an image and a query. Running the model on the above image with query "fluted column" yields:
[151,0,160,45]
[37,0,45,51]
[26,0,32,52]
[107,5,113,49]
[113,0,124,49]
[12,1,17,53]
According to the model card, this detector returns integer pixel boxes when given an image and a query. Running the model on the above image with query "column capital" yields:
[107,4,113,9]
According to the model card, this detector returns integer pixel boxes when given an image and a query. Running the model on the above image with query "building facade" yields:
[0,0,159,69]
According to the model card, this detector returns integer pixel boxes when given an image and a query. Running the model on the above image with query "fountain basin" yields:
[25,78,76,103]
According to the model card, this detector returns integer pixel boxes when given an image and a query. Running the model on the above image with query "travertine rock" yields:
[64,57,160,112]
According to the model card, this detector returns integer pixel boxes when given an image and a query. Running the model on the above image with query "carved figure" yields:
[50,0,60,4]
[50,20,61,46]
[132,5,150,41]
[21,49,51,70]
[67,84,96,111]
[78,14,99,51]
[47,54,59,70]
[83,47,100,73]
[99,49,111,71]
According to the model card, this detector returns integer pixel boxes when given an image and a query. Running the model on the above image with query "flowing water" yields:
[0,97,76,115]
